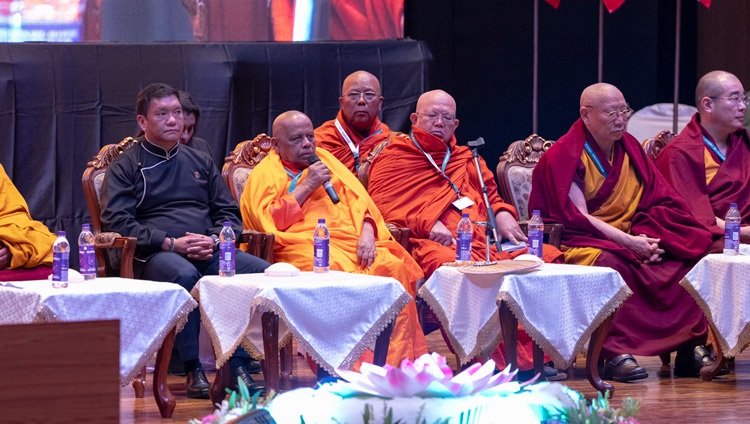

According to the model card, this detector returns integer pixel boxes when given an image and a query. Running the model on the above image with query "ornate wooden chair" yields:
[222,134,276,264]
[496,134,563,248]
[643,130,675,161]
[81,137,140,279]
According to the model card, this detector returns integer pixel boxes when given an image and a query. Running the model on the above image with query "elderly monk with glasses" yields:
[366,89,565,379]
[530,82,721,382]
[655,70,750,249]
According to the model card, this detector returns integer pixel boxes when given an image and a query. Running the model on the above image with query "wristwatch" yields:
[210,235,220,252]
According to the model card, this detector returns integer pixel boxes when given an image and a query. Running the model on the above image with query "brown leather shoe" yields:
[602,354,648,382]
[674,345,729,377]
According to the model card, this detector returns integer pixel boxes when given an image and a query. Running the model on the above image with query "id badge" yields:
[452,196,475,210]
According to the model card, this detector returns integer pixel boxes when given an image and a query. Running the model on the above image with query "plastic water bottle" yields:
[52,231,70,288]
[724,203,741,256]
[313,218,330,273]
[219,221,236,277]
[527,210,544,258]
[456,213,473,263]
[78,223,96,280]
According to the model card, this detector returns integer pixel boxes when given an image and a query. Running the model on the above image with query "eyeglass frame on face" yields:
[708,95,750,106]
[584,105,634,121]
[345,90,379,102]
[417,111,457,124]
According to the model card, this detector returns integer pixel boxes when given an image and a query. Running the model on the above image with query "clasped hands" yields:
[167,232,216,261]
[628,233,663,264]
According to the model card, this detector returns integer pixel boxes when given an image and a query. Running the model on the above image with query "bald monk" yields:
[529,82,719,381]
[315,70,396,174]
[240,110,427,366]
[655,70,750,247]
[365,90,564,375]
[0,163,55,271]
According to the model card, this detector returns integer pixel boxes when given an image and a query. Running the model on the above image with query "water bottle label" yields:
[456,233,472,261]
[314,238,329,268]
[52,252,69,282]
[724,222,741,251]
[528,229,544,258]
[79,245,97,275]
[219,241,235,272]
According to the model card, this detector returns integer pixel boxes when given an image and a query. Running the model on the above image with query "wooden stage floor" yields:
[121,332,750,423]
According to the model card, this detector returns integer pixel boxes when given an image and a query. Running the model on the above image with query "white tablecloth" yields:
[0,277,197,385]
[193,271,411,375]
[681,252,750,357]
[419,263,631,368]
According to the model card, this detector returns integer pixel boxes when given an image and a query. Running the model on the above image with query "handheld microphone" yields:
[307,153,340,204]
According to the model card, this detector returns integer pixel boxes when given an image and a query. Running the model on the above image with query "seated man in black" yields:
[101,83,269,398]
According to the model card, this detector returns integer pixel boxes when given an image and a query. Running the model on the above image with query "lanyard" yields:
[334,119,383,172]
[410,131,461,199]
[703,135,726,162]
[285,168,304,193]
[583,140,608,178]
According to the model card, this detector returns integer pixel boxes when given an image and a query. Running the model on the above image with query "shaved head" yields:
[411,90,460,143]
[580,83,625,110]
[579,82,629,146]
[272,110,316,169]
[339,70,383,133]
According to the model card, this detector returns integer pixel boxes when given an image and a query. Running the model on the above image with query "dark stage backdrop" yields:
[0,40,431,266]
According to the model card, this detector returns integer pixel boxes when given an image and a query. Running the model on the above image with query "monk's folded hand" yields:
[0,244,9,269]
[627,234,661,262]
[496,211,527,244]
[181,232,215,261]
[429,220,454,247]
[357,222,377,269]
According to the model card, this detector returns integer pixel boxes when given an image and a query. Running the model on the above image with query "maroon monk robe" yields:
[529,118,713,358]
[655,113,750,246]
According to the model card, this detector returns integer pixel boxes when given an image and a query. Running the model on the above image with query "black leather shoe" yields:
[674,345,729,377]
[602,354,648,382]
[185,367,210,399]
[230,364,266,396]
[246,358,262,374]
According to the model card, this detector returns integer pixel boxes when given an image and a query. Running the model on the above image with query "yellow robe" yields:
[240,149,427,365]
[0,164,55,269]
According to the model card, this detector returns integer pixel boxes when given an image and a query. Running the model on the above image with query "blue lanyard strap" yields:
[334,119,382,172]
[703,135,726,162]
[583,140,608,178]
[285,168,304,193]
[410,131,461,199]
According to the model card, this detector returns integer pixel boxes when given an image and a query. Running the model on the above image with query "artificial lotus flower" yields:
[333,352,530,399]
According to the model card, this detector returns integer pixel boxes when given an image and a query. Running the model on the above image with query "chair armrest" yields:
[239,230,275,264]
[94,232,137,279]
[386,222,411,252]
[518,222,563,249]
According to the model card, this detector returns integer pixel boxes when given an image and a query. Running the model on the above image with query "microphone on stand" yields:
[308,153,340,204]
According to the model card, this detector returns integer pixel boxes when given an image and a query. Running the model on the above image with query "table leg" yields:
[261,312,280,394]
[533,344,546,382]
[586,315,615,397]
[373,320,395,366]
[499,302,519,374]
[700,321,727,381]
[210,363,231,405]
[153,327,176,418]
[132,366,146,398]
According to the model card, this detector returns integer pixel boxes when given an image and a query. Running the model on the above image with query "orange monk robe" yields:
[315,110,395,174]
[366,127,564,370]
[329,0,404,40]
[0,164,55,269]
[240,148,427,366]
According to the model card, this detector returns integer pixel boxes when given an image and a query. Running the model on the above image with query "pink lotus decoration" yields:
[332,352,532,399]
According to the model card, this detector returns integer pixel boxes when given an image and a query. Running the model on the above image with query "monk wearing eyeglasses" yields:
[530,82,719,382]
[366,89,564,379]
[655,70,750,247]
[315,71,397,175]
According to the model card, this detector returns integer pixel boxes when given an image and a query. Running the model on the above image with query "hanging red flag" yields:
[544,0,561,8]
[602,0,627,13]
[698,0,711,7]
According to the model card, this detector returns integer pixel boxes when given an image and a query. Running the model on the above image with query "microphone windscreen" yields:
[308,153,320,165]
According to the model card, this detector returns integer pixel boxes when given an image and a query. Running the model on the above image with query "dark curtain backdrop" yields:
[0,41,431,266]
[405,0,698,176]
